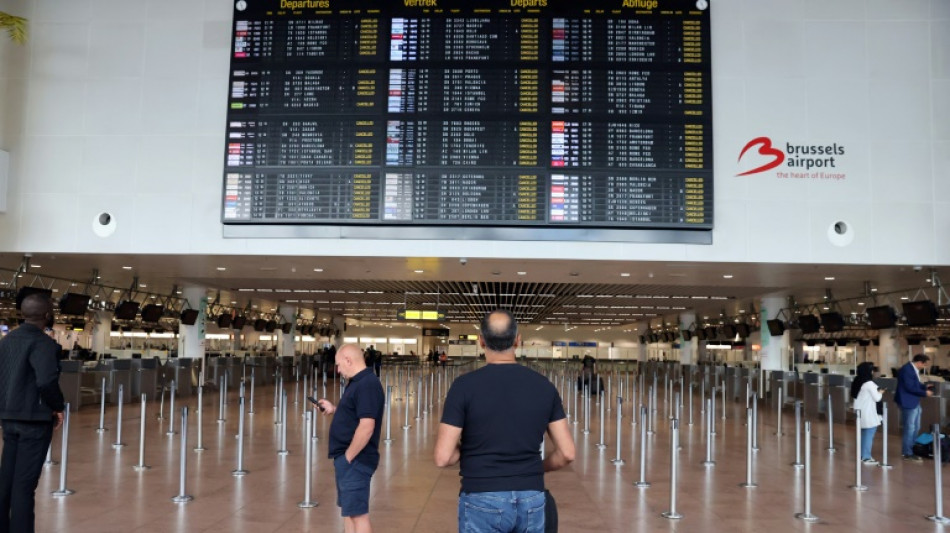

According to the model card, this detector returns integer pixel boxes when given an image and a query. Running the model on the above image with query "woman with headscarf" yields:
[851,362,884,465]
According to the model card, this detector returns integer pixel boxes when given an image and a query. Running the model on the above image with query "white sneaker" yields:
[862,458,879,465]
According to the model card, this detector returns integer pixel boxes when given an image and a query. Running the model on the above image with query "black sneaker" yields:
[903,455,924,462]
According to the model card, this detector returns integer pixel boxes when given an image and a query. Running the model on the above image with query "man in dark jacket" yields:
[895,354,933,462]
[0,292,66,532]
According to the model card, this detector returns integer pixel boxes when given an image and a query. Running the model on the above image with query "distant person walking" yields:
[0,292,66,533]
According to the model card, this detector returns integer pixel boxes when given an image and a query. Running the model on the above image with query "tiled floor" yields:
[20,367,950,532]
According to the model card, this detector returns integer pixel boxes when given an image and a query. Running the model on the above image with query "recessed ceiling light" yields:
[139,284,147,288]
[857,302,865,306]
[313,268,323,272]
[722,274,733,279]
[620,273,631,277]
[870,288,877,292]
[122,266,133,270]
[517,272,527,276]
[31,265,41,268]
[901,296,909,300]
[231,301,237,304]
[414,270,424,274]
[216,267,227,271]
[824,276,835,281]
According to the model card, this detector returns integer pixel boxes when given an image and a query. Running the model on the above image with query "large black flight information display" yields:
[222,0,712,237]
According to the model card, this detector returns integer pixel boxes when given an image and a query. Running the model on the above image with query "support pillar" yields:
[678,312,696,365]
[760,297,788,371]
[179,287,208,377]
[90,311,113,355]
[278,304,297,358]
[878,328,904,376]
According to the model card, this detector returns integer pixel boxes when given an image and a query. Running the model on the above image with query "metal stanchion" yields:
[607,374,612,412]
[218,376,227,423]
[274,374,280,411]
[792,401,803,468]
[572,378,579,425]
[112,384,126,449]
[926,424,950,523]
[710,387,717,435]
[795,421,819,522]
[157,382,166,421]
[752,391,759,452]
[850,410,867,491]
[702,399,715,467]
[134,394,151,471]
[298,411,319,508]
[166,381,177,436]
[233,396,249,476]
[295,378,300,407]
[383,385,394,444]
[739,408,757,488]
[249,373,256,415]
[611,395,624,465]
[428,371,434,413]
[879,402,892,469]
[647,385,655,435]
[194,385,206,452]
[634,406,650,488]
[583,386,591,435]
[402,375,412,430]
[278,391,289,456]
[96,377,108,433]
[51,403,74,497]
[596,390,607,449]
[688,378,694,426]
[826,393,836,452]
[415,376,423,420]
[774,386,784,436]
[302,374,308,417]
[660,418,683,520]
[44,443,58,467]
[171,407,193,503]
[721,384,726,420]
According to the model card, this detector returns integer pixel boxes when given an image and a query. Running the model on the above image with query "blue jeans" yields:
[901,405,922,456]
[860,426,877,460]
[458,491,545,533]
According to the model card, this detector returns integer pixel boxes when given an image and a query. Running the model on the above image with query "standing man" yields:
[895,354,933,462]
[0,292,65,532]
[435,309,575,532]
[316,344,385,533]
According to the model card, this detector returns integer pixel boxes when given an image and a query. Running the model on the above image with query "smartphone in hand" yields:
[307,396,327,412]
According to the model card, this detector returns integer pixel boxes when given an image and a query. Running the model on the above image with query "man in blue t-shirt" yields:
[317,344,384,533]
[435,309,575,532]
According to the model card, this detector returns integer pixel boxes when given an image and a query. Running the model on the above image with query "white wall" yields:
[0,1,948,265]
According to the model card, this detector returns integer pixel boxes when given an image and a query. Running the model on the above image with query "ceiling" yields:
[0,253,944,330]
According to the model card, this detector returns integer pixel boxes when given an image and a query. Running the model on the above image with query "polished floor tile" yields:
[14,368,950,532]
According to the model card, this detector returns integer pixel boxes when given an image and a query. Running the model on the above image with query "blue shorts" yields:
[334,455,375,517]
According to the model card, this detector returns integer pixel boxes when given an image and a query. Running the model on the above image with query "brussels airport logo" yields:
[736,137,847,181]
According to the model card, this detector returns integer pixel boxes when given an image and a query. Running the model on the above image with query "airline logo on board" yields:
[736,137,847,180]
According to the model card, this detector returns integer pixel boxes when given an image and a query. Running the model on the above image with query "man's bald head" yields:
[480,309,518,353]
[337,343,366,378]
[21,293,53,322]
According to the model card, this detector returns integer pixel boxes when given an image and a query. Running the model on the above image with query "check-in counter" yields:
[131,358,159,401]
[211,356,229,386]
[167,359,195,396]
[278,356,295,381]
[110,360,133,405]
[59,360,83,412]
[770,371,797,410]
[724,366,740,401]
[803,373,824,419]
[225,357,243,388]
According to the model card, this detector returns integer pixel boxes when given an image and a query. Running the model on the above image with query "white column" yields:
[678,312,696,365]
[179,287,207,362]
[90,311,112,355]
[636,323,649,362]
[278,304,296,357]
[332,315,346,347]
[878,328,904,377]
[760,296,788,371]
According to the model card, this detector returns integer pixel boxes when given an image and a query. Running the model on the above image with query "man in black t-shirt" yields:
[435,310,575,532]
[317,344,384,533]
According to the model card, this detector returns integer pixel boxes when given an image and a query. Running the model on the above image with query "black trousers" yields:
[0,420,54,533]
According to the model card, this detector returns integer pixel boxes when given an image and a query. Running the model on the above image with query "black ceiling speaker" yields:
[736,323,751,338]
[265,320,277,332]
[59,293,91,316]
[217,314,232,328]
[798,314,821,334]
[866,305,897,329]
[232,316,246,330]
[180,309,199,326]
[722,324,737,338]
[140,304,164,323]
[903,300,938,327]
[281,323,293,334]
[766,319,785,336]
[114,300,140,320]
[820,312,845,333]
[253,319,266,332]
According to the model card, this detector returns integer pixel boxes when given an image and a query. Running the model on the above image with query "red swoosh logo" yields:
[736,137,785,176]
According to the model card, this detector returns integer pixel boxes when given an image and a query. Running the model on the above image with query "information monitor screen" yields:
[222,0,713,242]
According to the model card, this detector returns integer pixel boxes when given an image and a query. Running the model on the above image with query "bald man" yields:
[435,309,575,532]
[317,344,385,533]
[0,293,65,533]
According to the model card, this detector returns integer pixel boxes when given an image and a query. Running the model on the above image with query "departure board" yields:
[222,0,713,236]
